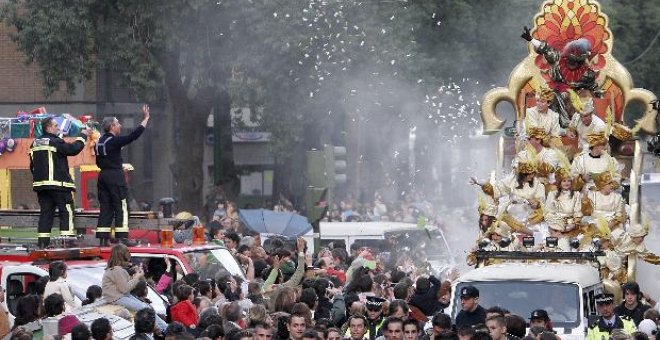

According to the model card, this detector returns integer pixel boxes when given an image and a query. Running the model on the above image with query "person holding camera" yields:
[102,244,167,331]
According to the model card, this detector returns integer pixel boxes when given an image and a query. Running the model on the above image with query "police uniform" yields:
[29,131,86,248]
[357,296,386,340]
[455,286,486,330]
[95,125,145,241]
[587,294,636,340]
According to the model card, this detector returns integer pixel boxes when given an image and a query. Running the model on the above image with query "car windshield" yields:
[66,266,168,315]
[183,248,245,281]
[388,230,453,262]
[453,281,580,328]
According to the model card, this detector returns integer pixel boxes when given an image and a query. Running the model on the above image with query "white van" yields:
[448,262,602,339]
[262,221,456,277]
[303,221,422,252]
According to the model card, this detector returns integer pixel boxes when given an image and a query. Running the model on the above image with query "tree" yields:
[1,0,244,214]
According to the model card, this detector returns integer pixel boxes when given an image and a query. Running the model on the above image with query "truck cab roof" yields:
[457,262,601,287]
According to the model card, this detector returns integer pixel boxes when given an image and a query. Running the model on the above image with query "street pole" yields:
[312,219,321,257]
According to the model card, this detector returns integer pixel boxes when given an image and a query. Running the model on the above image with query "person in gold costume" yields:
[544,167,582,237]
[616,223,660,265]
[582,172,625,239]
[570,133,621,191]
[470,162,546,240]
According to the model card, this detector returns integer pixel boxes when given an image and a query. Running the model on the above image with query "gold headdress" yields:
[586,133,608,148]
[594,172,616,190]
[517,161,537,175]
[527,127,547,141]
[627,224,647,238]
[628,216,650,238]
[610,123,633,141]
[487,221,512,239]
[554,167,572,184]
[553,149,573,184]
[546,214,565,232]
[478,194,498,217]
[535,87,555,102]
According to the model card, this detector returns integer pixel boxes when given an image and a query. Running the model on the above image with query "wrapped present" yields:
[54,115,73,135]
[29,106,47,115]
[9,122,29,138]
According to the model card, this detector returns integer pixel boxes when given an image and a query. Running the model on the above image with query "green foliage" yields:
[605,0,660,94]
[1,0,96,94]
[2,0,656,202]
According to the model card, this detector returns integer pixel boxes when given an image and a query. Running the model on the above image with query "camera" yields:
[125,265,137,276]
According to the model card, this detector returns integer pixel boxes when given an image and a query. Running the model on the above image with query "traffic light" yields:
[306,150,326,187]
[306,186,328,222]
[324,144,347,187]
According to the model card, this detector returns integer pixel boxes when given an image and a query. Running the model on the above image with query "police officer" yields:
[95,105,150,245]
[365,296,386,340]
[587,293,636,339]
[30,117,89,249]
[455,285,487,330]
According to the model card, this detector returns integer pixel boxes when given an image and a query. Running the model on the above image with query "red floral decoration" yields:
[533,0,610,76]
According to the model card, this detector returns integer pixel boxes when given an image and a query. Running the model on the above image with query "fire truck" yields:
[0,247,155,339]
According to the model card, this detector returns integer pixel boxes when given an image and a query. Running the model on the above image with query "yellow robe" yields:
[570,152,621,189]
[523,107,561,137]
[569,114,606,151]
[545,190,582,232]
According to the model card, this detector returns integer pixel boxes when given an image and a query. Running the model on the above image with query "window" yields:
[6,273,40,315]
[453,281,581,328]
[184,248,246,281]
[240,170,273,196]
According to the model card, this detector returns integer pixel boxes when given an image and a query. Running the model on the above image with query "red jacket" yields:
[170,300,199,327]
[326,268,346,284]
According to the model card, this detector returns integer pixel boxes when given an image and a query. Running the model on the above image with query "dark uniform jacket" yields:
[455,305,487,330]
[95,125,145,169]
[614,302,651,326]
[29,132,85,192]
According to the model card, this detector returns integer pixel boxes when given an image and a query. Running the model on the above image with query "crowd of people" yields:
[207,189,437,226]
[4,227,660,340]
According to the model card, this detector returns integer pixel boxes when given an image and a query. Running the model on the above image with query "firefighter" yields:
[29,117,89,249]
[95,105,150,245]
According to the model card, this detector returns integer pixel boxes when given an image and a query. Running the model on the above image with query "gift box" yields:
[54,116,73,135]
[9,122,30,138]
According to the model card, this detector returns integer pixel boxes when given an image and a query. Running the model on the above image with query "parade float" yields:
[452,1,659,336]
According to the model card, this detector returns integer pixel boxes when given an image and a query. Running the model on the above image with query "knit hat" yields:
[638,319,658,337]
[58,315,81,336]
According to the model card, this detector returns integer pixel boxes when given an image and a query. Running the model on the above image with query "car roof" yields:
[456,263,601,287]
[302,222,419,237]
[99,243,228,255]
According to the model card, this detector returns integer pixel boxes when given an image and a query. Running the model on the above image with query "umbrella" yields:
[238,209,312,238]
